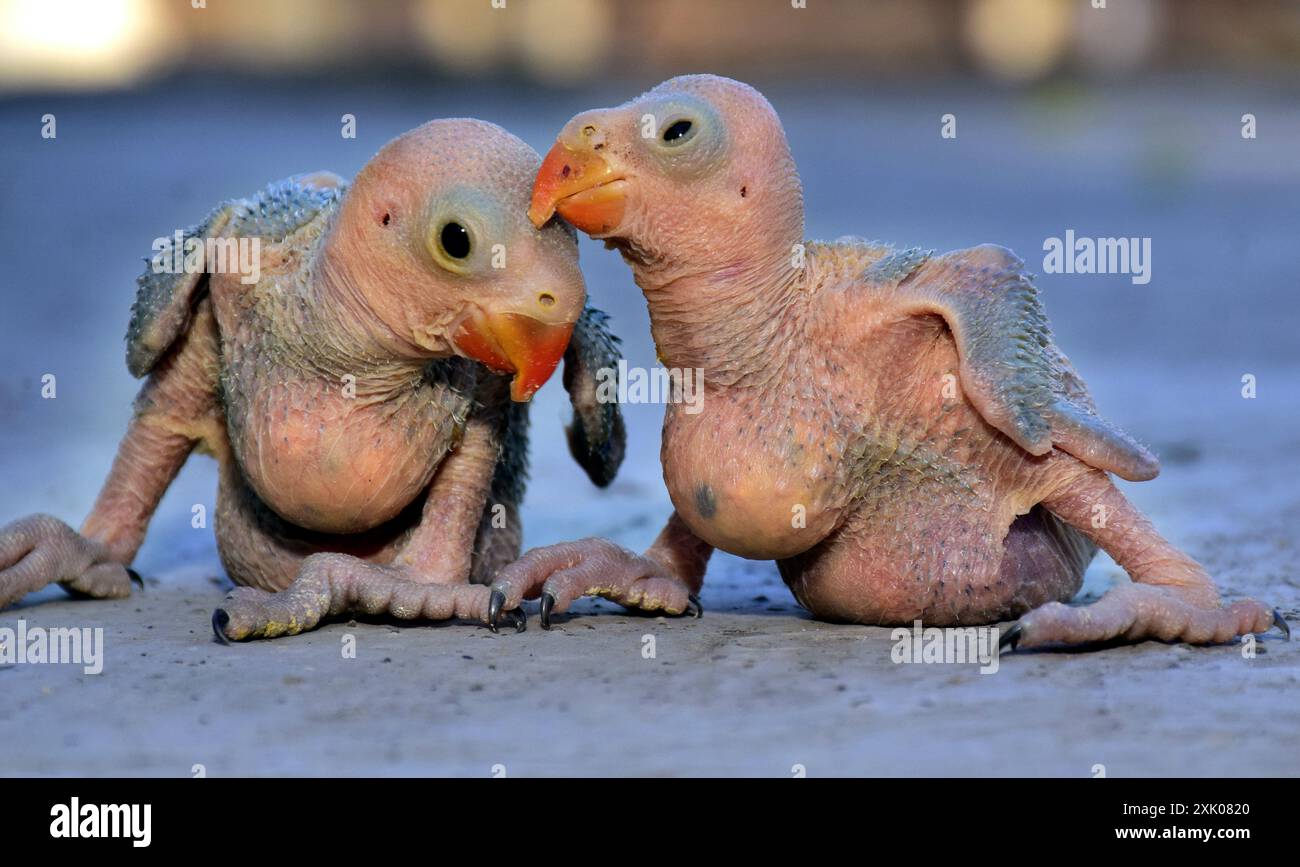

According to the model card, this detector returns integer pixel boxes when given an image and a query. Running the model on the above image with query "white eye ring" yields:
[426,217,477,275]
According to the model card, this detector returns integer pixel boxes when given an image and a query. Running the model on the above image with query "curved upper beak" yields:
[452,305,576,402]
[529,140,627,235]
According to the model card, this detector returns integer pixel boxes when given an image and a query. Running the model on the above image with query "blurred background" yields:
[1,0,1299,89]
[1,0,1299,776]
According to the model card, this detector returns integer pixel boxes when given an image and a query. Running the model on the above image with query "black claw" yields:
[211,609,231,645]
[488,589,506,633]
[999,622,1022,652]
[686,593,703,619]
[505,608,527,634]
[540,592,556,630]
[1274,609,1291,641]
[127,568,144,591]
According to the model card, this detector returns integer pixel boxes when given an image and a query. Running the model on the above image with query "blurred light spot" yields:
[515,0,611,84]
[414,0,510,74]
[202,0,362,68]
[0,0,178,89]
[1074,0,1163,76]
[964,0,1072,83]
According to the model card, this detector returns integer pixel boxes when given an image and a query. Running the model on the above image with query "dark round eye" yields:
[440,222,471,259]
[662,119,694,143]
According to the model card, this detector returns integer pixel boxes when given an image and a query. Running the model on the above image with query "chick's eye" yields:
[662,119,694,144]
[440,222,471,259]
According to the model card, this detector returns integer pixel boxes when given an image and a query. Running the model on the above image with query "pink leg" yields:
[212,414,528,642]
[213,552,523,642]
[1006,469,1288,649]
[0,408,195,607]
[1,301,213,609]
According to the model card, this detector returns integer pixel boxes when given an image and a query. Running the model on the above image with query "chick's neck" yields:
[630,231,813,390]
[290,228,435,394]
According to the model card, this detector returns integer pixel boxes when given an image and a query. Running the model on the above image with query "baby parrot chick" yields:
[492,74,1287,650]
[0,119,625,641]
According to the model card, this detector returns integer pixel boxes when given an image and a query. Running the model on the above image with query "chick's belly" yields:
[214,459,423,592]
[236,410,436,536]
[664,434,841,560]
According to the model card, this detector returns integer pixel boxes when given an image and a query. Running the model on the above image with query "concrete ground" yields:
[1,74,1297,776]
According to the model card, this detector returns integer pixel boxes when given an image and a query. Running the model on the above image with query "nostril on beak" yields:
[580,124,606,150]
[538,292,556,308]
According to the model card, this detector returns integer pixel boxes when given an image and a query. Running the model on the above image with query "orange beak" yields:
[453,308,575,402]
[529,142,627,235]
